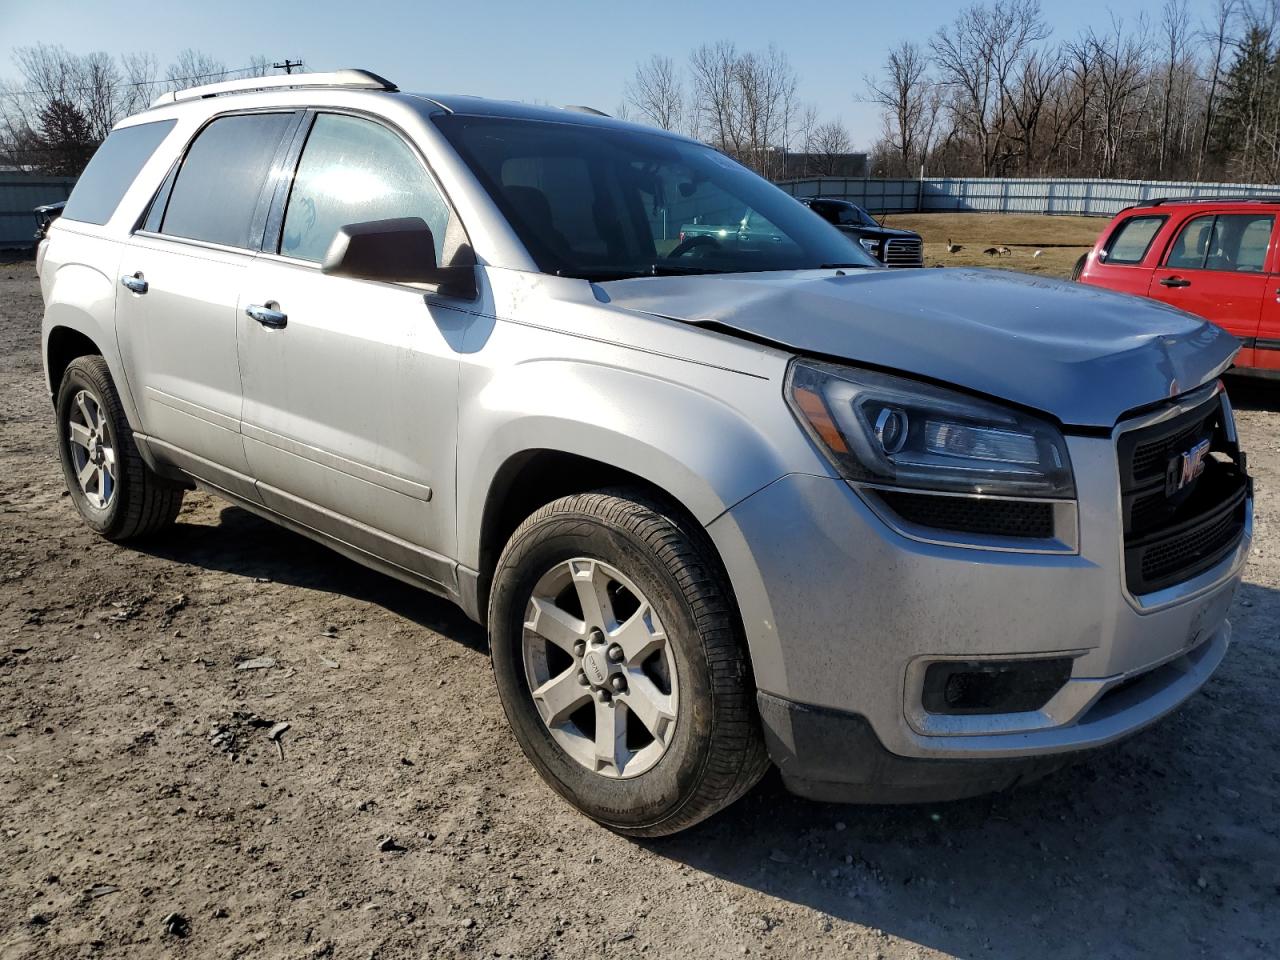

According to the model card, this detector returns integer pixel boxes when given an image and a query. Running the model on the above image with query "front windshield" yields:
[434,115,877,279]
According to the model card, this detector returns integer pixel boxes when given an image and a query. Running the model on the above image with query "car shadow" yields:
[139,504,487,653]
[641,579,1279,957]
[138,501,1276,956]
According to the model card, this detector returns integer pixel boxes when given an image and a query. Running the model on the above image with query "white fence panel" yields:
[1,176,76,249]
[777,176,1280,217]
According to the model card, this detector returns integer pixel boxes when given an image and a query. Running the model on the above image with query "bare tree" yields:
[930,0,1050,174]
[164,49,227,92]
[1088,18,1151,177]
[687,42,799,178]
[245,55,276,79]
[865,41,933,175]
[626,55,683,131]
[808,119,852,176]
[1197,0,1237,177]
[118,51,158,116]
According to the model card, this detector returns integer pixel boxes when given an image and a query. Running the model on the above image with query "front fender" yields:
[455,354,825,571]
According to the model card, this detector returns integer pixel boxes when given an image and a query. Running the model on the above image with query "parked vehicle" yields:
[32,200,66,249]
[798,197,924,267]
[1076,197,1280,375]
[38,70,1251,836]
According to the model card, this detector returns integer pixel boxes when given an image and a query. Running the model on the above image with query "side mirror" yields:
[321,217,476,299]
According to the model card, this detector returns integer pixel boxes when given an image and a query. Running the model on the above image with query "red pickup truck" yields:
[1076,198,1280,374]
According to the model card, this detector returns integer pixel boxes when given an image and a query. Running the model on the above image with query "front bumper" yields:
[708,433,1249,789]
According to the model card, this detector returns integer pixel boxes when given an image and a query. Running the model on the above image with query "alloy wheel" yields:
[521,558,678,779]
[67,388,116,510]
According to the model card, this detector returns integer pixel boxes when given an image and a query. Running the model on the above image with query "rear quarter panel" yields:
[39,224,139,420]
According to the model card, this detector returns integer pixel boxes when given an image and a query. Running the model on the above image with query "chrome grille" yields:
[1116,389,1249,595]
[883,237,923,267]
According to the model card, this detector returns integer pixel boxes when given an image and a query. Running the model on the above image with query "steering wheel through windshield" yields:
[667,234,721,259]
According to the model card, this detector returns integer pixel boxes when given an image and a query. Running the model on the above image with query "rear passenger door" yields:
[1148,212,1272,361]
[236,111,465,591]
[118,110,300,501]
[1250,218,1280,371]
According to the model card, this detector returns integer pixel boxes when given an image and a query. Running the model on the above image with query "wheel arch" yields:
[469,448,719,625]
[45,325,103,403]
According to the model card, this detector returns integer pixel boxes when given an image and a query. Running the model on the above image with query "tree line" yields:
[625,0,1280,184]
[0,46,294,175]
[867,0,1280,183]
[9,1,1280,187]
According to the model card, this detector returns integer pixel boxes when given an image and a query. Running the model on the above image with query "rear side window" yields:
[160,112,295,249]
[279,113,449,263]
[1166,213,1275,273]
[1102,215,1166,265]
[61,119,176,226]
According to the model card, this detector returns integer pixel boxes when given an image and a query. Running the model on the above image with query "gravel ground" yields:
[1,264,1278,960]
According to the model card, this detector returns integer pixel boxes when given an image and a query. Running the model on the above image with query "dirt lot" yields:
[2,263,1278,960]
[880,212,1101,278]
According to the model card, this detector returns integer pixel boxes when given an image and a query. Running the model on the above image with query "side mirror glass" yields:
[321,217,476,298]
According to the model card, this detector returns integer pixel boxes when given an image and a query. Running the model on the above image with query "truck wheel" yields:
[1070,253,1087,280]
[55,356,184,541]
[489,488,768,837]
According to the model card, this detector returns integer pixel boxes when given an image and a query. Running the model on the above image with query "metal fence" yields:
[776,176,1280,217]
[1,175,76,249]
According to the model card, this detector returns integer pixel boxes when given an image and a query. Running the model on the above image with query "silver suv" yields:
[38,70,1252,836]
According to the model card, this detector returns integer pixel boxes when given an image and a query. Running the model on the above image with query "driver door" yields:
[237,111,464,591]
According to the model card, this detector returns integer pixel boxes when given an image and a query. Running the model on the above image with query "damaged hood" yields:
[598,267,1237,427]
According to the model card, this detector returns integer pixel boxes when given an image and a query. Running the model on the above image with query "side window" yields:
[1102,215,1166,265]
[1217,214,1273,272]
[280,113,450,263]
[160,112,295,249]
[1166,215,1215,270]
[1165,213,1275,273]
[809,201,839,225]
[61,119,176,226]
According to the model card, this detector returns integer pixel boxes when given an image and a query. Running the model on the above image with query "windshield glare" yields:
[433,115,878,279]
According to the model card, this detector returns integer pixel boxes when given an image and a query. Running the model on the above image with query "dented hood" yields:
[599,267,1237,428]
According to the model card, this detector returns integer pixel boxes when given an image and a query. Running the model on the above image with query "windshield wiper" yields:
[818,262,866,269]
[647,264,724,276]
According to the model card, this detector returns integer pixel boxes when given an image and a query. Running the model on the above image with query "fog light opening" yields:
[921,658,1073,716]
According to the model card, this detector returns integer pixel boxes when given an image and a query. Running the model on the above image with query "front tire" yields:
[55,355,184,541]
[489,488,768,837]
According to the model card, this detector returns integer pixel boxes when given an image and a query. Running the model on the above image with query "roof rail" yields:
[151,69,396,108]
[1145,196,1280,206]
[563,105,610,117]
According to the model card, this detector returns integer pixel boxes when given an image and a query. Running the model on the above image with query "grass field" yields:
[878,212,1105,278]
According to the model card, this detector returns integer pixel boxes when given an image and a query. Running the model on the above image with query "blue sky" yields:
[2,0,1213,148]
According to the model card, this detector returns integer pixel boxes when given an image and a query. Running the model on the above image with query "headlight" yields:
[858,238,880,254]
[786,359,1075,498]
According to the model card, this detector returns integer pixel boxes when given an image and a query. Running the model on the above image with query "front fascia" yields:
[709,428,1247,761]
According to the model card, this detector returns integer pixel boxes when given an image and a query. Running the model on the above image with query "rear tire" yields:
[55,355,184,541]
[489,487,768,837]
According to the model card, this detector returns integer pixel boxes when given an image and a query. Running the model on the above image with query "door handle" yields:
[1159,277,1192,288]
[245,303,287,329]
[120,272,148,294]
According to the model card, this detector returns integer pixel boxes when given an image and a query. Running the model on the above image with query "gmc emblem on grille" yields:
[1166,438,1211,495]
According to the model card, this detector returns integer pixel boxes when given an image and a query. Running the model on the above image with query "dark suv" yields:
[799,197,924,267]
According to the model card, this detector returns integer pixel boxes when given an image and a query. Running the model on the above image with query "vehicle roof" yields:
[1126,197,1280,213]
[134,79,701,145]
